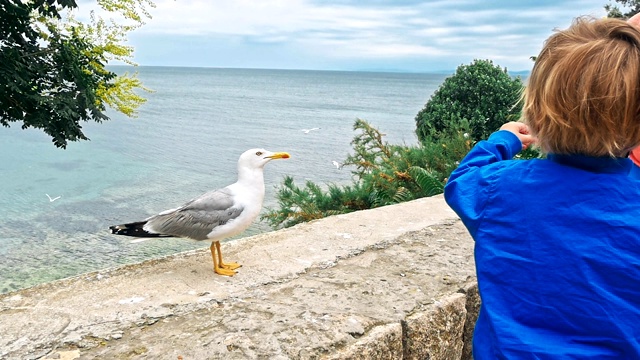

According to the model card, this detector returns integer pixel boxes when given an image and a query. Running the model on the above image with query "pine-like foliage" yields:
[262,118,474,229]
[261,176,374,228]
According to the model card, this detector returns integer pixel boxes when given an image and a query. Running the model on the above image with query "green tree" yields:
[414,59,523,144]
[605,0,640,18]
[0,0,153,148]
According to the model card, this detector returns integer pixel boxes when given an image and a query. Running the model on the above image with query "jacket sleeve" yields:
[443,130,523,237]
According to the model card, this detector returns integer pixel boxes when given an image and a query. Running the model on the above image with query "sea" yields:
[0,66,451,294]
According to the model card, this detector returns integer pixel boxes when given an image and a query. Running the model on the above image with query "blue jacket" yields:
[444,130,640,359]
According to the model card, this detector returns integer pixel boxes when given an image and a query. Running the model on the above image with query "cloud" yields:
[76,0,609,71]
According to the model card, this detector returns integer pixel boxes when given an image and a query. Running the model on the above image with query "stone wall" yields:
[0,195,480,359]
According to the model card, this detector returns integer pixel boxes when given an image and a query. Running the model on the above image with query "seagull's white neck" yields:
[237,165,266,188]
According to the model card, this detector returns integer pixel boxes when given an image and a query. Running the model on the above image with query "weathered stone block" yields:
[460,282,480,360]
[402,293,467,360]
[323,323,403,360]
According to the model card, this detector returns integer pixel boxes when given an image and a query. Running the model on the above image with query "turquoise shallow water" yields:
[0,67,449,293]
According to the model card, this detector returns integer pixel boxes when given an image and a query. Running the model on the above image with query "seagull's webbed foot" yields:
[220,262,242,270]
[214,266,237,276]
[210,241,241,276]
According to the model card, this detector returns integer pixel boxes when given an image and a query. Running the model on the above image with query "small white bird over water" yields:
[301,127,320,134]
[46,194,61,202]
[109,148,290,276]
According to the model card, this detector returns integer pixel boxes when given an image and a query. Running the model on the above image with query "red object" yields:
[631,148,640,167]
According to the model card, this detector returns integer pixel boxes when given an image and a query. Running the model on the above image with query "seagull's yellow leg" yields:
[210,241,236,276]
[215,241,241,270]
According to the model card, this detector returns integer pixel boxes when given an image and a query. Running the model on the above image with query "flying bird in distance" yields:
[46,194,61,202]
[109,149,290,276]
[301,128,320,134]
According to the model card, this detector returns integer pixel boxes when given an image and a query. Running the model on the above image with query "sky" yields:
[78,0,612,73]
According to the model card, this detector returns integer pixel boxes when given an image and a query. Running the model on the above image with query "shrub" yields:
[415,59,524,144]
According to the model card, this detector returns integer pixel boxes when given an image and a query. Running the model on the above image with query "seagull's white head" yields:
[238,148,290,170]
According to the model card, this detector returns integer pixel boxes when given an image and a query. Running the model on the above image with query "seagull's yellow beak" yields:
[267,152,290,160]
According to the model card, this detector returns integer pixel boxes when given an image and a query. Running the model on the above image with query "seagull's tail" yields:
[109,221,168,237]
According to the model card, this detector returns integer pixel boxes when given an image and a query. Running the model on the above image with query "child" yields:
[444,16,640,359]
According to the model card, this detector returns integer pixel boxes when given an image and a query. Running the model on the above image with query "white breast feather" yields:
[205,181,264,241]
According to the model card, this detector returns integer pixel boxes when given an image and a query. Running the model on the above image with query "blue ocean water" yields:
[0,67,449,293]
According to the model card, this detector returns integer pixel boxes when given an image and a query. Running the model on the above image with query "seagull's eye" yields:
[255,151,263,156]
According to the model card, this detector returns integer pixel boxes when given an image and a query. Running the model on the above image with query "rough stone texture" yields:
[0,195,480,359]
[460,283,481,360]
[323,323,403,360]
[402,293,467,360]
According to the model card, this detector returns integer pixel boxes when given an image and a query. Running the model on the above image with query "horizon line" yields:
[106,64,531,76]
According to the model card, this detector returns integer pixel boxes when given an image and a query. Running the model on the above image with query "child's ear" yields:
[628,13,640,28]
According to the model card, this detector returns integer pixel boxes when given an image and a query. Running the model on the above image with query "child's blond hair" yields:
[524,17,640,157]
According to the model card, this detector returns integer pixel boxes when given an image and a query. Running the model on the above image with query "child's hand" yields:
[500,121,537,150]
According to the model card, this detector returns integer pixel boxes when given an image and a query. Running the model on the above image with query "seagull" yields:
[46,194,61,202]
[332,160,343,169]
[109,148,290,276]
[301,127,320,134]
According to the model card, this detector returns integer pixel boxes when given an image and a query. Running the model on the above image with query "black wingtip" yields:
[109,221,164,237]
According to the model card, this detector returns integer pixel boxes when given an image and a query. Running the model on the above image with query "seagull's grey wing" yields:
[145,188,244,240]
